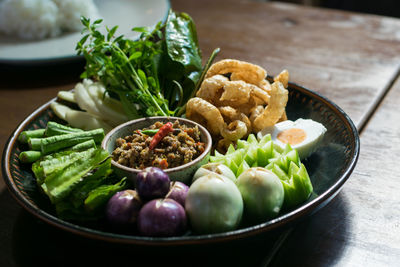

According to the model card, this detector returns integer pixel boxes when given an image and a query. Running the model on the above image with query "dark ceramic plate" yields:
[2,82,360,245]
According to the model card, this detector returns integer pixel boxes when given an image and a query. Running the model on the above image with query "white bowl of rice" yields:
[0,0,100,40]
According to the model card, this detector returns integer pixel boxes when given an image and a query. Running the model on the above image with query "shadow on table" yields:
[269,193,350,267]
[0,59,84,89]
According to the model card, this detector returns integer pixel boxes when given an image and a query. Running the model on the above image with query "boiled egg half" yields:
[257,118,327,160]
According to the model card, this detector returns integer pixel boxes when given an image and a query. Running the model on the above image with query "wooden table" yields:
[1,0,400,266]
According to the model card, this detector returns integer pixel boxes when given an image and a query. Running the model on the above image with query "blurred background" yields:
[259,0,400,18]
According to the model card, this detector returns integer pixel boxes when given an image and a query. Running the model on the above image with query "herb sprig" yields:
[76,11,219,119]
[77,17,168,118]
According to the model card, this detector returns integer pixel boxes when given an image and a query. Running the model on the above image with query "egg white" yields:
[257,118,327,160]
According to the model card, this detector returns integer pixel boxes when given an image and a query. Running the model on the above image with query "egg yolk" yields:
[277,128,306,145]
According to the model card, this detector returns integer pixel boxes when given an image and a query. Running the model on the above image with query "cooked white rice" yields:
[0,0,100,40]
[53,0,100,32]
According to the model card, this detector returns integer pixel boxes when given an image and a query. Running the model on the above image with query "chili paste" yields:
[112,120,205,169]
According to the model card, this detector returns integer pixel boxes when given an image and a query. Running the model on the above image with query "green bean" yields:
[19,151,42,163]
[18,129,45,144]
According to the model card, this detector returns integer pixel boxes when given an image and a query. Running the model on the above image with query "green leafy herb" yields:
[84,177,127,213]
[77,17,167,118]
[76,10,219,119]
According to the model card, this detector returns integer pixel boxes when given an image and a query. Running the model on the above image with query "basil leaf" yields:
[161,10,203,108]
[84,177,127,213]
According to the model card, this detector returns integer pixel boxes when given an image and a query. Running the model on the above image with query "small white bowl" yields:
[101,116,212,185]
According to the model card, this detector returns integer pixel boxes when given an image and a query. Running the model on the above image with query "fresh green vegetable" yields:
[45,121,83,136]
[236,167,284,223]
[185,173,243,234]
[60,176,127,220]
[68,158,113,206]
[210,133,314,209]
[77,16,165,118]
[266,145,313,209]
[18,129,45,144]
[18,151,42,163]
[70,139,96,151]
[76,10,219,119]
[35,146,127,219]
[17,121,126,221]
[55,162,127,220]
[192,162,236,183]
[140,129,159,136]
[29,128,104,154]
[84,177,127,213]
[236,160,250,177]
[28,138,42,151]
[33,150,83,185]
[20,121,103,167]
[20,139,96,164]
[140,128,182,136]
[176,47,220,116]
[20,122,98,158]
[210,134,274,176]
[160,10,202,112]
[39,148,109,202]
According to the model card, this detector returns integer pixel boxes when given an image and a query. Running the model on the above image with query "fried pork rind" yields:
[253,81,288,132]
[249,84,270,105]
[196,74,229,103]
[221,120,248,141]
[198,77,269,107]
[219,81,251,104]
[274,69,289,88]
[218,106,252,135]
[186,97,224,136]
[249,105,264,125]
[259,79,272,93]
[205,59,267,87]
[186,59,289,146]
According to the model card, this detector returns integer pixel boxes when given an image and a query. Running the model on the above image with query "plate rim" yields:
[1,81,360,245]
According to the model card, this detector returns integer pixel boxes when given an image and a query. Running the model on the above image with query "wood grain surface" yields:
[1,0,400,266]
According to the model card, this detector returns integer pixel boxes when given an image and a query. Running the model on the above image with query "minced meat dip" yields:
[112,120,205,169]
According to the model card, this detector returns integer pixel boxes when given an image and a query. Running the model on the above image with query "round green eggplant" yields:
[185,173,243,234]
[236,167,284,223]
[192,162,236,183]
